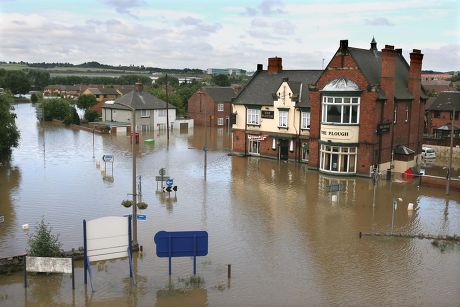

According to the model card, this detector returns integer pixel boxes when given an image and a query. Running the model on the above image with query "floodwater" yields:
[0,103,459,306]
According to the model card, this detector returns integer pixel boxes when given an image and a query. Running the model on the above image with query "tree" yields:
[41,98,72,121]
[31,93,39,103]
[212,74,230,86]
[76,94,97,110]
[27,69,50,90]
[64,107,81,125]
[0,94,20,159]
[84,109,99,122]
[155,75,179,88]
[4,70,30,94]
[27,218,63,257]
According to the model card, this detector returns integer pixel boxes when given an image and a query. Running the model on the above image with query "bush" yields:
[63,107,80,125]
[84,109,100,122]
[27,218,64,257]
[41,98,72,121]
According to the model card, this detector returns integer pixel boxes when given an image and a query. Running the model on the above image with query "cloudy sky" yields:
[0,0,459,71]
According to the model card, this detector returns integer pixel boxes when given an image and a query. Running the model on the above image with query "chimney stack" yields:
[380,44,397,117]
[135,81,143,93]
[340,40,349,53]
[408,49,423,99]
[268,57,282,74]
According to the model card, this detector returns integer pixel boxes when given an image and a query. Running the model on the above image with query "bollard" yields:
[227,264,231,279]
[359,231,362,238]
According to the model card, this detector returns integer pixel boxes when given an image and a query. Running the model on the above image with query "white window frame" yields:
[301,112,311,129]
[247,109,261,125]
[319,144,357,174]
[141,110,150,118]
[217,103,224,112]
[322,96,360,124]
[158,109,167,117]
[278,110,288,128]
[217,117,224,126]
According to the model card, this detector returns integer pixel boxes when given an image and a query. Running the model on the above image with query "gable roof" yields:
[86,87,119,95]
[348,47,427,100]
[233,70,322,108]
[427,91,460,111]
[202,86,236,103]
[103,90,176,110]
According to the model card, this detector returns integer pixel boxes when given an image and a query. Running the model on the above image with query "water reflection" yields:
[0,103,459,306]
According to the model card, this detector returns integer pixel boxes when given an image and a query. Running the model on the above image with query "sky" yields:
[0,0,459,72]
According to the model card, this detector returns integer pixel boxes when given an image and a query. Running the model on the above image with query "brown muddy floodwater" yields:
[0,103,459,306]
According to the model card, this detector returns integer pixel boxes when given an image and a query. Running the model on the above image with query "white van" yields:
[421,147,436,160]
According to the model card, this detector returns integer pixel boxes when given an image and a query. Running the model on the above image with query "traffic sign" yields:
[102,155,113,162]
[173,186,177,192]
[137,214,146,221]
[155,176,170,181]
[159,168,166,176]
[166,179,173,187]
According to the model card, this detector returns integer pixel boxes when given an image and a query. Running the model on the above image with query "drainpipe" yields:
[244,106,248,156]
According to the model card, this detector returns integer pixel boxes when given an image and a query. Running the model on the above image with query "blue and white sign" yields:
[166,179,173,187]
[137,214,146,221]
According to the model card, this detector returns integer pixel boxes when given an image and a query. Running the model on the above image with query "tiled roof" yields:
[233,70,322,108]
[427,91,460,111]
[348,47,427,100]
[103,90,176,110]
[202,86,236,103]
[86,88,119,95]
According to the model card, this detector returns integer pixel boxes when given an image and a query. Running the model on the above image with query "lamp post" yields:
[117,101,138,247]
[198,90,207,179]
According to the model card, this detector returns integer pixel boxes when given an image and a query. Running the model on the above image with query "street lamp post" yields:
[198,91,207,179]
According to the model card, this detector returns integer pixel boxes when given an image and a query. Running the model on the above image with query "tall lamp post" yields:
[198,91,207,179]
[117,101,138,247]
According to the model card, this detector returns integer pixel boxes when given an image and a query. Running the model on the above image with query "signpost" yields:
[154,231,208,275]
[136,214,146,221]
[166,179,173,187]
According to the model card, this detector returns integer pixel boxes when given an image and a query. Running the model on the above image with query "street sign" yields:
[102,155,114,162]
[154,231,208,275]
[137,214,146,221]
[166,179,173,187]
[0,216,4,223]
[173,186,177,192]
[376,123,391,135]
[155,176,170,181]
[159,168,166,176]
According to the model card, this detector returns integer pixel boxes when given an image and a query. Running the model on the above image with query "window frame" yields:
[217,117,224,126]
[321,95,360,124]
[141,109,150,118]
[217,103,224,112]
[247,108,261,126]
[278,109,288,128]
[319,144,357,174]
[301,111,311,129]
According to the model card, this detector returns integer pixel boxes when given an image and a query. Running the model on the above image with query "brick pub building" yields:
[308,39,427,176]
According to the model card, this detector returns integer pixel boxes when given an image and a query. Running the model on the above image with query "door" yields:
[280,139,289,160]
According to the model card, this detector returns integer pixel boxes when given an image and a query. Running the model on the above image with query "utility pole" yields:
[166,74,170,143]
[446,107,455,195]
[198,91,207,179]
[131,108,138,247]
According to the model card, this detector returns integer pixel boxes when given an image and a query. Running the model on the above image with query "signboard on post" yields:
[25,256,74,289]
[102,155,113,162]
[137,214,146,221]
[83,216,135,289]
[166,179,173,187]
[154,231,208,275]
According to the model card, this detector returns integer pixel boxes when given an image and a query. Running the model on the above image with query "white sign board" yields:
[26,256,72,274]
[86,216,129,263]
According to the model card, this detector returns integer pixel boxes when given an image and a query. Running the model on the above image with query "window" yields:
[141,124,150,132]
[158,109,167,117]
[279,110,288,128]
[405,106,409,122]
[217,103,224,112]
[141,110,150,118]
[247,109,261,125]
[248,138,260,155]
[322,96,360,124]
[320,144,357,174]
[217,117,224,126]
[301,112,311,129]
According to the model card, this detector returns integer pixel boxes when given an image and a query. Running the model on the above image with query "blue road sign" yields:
[154,231,208,275]
[136,214,146,221]
[166,179,173,187]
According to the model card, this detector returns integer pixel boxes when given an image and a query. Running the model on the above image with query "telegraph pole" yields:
[166,74,170,143]
[446,107,455,195]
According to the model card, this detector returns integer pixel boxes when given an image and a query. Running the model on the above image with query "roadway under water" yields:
[0,103,459,306]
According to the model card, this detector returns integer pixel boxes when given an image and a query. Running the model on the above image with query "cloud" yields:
[421,44,460,71]
[365,17,394,26]
[176,16,222,35]
[241,0,285,16]
[102,0,147,15]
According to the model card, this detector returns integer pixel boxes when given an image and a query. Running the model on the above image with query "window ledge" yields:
[278,126,288,129]
[247,124,261,127]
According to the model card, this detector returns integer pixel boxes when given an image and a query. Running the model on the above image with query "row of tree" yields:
[0,94,20,161]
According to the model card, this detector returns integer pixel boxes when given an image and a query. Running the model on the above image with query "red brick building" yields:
[425,91,460,136]
[308,39,427,176]
[187,87,236,128]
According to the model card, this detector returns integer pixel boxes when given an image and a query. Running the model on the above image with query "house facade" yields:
[425,91,460,136]
[232,57,322,161]
[187,87,236,128]
[310,40,427,176]
[102,83,176,132]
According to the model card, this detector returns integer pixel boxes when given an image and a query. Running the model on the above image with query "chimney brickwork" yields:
[268,57,282,74]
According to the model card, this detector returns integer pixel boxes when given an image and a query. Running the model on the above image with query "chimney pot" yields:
[395,48,402,55]
[340,40,348,51]
[412,49,421,54]
[135,81,143,93]
[384,45,394,50]
[257,64,263,71]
